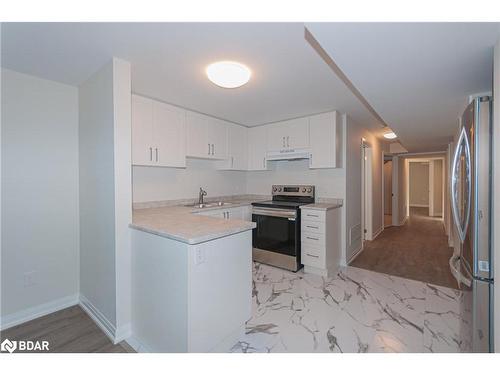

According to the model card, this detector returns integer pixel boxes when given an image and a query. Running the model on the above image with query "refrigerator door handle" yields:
[451,126,472,243]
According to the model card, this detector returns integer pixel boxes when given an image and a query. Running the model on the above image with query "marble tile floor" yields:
[231,263,471,353]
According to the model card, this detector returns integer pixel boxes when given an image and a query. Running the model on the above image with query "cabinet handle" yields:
[208,143,211,155]
[306,253,319,258]
[309,154,313,167]
[306,225,319,229]
[149,147,153,161]
[211,144,214,155]
[223,212,226,219]
[231,156,234,168]
[263,157,265,169]
[155,148,158,162]
[287,136,290,148]
[307,214,319,218]
[227,211,230,219]
[306,236,319,241]
[282,136,286,148]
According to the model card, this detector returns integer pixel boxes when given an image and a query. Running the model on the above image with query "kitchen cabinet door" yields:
[186,111,211,159]
[266,117,309,151]
[209,119,228,160]
[247,126,268,171]
[286,117,309,150]
[266,122,287,152]
[153,101,186,168]
[226,124,248,170]
[309,111,343,169]
[132,95,154,166]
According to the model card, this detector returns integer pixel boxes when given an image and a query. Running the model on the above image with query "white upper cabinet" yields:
[153,100,186,168]
[220,123,248,170]
[132,95,154,166]
[186,111,212,158]
[247,126,268,171]
[186,112,228,160]
[132,94,186,168]
[266,117,309,152]
[309,111,343,169]
[209,119,228,160]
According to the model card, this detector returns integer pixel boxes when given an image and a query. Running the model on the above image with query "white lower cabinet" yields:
[301,208,341,277]
[195,205,251,220]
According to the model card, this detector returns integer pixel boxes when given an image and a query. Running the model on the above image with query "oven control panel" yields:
[272,185,315,197]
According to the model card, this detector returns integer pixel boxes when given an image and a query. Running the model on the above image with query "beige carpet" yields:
[350,207,457,289]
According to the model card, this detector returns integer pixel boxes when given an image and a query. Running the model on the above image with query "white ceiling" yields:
[1,22,382,128]
[306,23,500,152]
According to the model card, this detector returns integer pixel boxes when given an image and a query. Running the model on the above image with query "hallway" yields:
[350,207,456,289]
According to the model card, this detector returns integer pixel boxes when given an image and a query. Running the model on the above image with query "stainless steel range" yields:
[252,185,315,272]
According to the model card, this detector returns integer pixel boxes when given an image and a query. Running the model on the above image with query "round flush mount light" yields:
[383,131,397,139]
[206,61,251,89]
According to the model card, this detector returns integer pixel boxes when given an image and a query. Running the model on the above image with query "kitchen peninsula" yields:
[129,196,259,352]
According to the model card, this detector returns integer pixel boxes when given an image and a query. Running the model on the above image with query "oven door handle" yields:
[252,207,297,219]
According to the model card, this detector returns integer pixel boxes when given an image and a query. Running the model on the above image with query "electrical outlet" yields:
[195,247,206,265]
[23,271,37,287]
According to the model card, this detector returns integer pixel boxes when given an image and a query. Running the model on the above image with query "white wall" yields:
[433,159,443,216]
[493,36,500,353]
[345,115,385,262]
[133,159,247,203]
[246,159,345,198]
[1,69,79,326]
[384,160,392,215]
[409,162,429,206]
[79,60,117,329]
[79,58,132,340]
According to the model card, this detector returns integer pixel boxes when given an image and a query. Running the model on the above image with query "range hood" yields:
[266,149,311,161]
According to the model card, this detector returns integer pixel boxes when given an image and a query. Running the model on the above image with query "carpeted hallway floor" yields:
[350,207,457,289]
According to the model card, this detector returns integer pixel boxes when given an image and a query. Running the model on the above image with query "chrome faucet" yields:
[198,187,207,205]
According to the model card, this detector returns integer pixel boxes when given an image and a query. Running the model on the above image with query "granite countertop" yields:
[300,198,343,211]
[130,195,267,245]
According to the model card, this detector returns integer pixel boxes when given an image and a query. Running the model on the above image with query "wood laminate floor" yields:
[350,207,457,289]
[0,305,135,353]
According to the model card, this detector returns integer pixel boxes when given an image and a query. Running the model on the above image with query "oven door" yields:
[252,207,297,257]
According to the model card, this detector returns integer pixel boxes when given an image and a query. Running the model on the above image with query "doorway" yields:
[406,158,445,219]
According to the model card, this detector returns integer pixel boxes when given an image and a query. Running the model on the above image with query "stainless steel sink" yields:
[184,201,231,209]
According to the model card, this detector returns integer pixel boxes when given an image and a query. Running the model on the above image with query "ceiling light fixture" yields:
[383,131,397,139]
[206,61,251,89]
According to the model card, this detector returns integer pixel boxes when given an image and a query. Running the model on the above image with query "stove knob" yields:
[307,188,312,193]
[302,188,306,193]
[278,187,282,192]
[273,187,277,192]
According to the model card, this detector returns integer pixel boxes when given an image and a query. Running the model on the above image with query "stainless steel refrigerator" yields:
[451,96,493,352]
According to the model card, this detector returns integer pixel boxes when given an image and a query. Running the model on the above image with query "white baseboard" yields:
[347,244,363,264]
[79,294,116,343]
[0,294,79,331]
[399,216,408,226]
[371,226,383,240]
[126,335,153,353]
[114,323,132,344]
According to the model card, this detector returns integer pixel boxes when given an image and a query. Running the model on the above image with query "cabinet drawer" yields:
[301,231,325,246]
[301,210,325,222]
[301,244,325,268]
[301,220,325,234]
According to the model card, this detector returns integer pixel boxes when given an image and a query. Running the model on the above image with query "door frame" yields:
[406,157,445,218]
[382,151,393,229]
[361,141,373,242]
